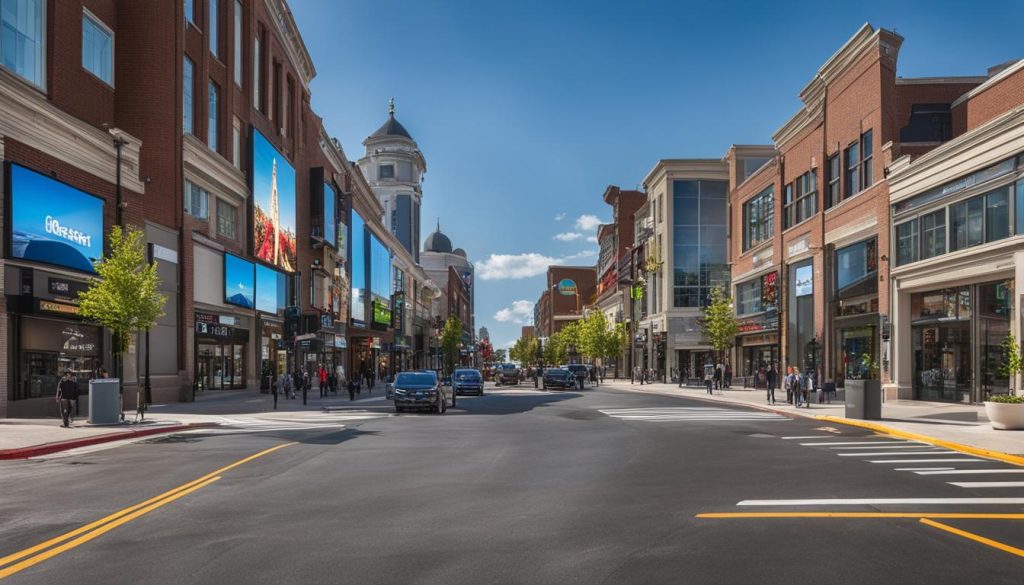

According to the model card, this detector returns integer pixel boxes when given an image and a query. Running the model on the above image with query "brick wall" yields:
[954,65,1024,134]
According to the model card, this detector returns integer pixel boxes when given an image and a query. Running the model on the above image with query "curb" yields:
[605,384,1024,467]
[0,423,216,460]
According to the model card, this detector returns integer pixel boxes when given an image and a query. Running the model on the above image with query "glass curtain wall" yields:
[672,180,729,308]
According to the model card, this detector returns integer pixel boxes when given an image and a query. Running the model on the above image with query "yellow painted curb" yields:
[817,415,1024,467]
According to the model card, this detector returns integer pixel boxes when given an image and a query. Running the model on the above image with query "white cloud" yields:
[494,300,534,324]
[553,232,583,241]
[586,235,599,243]
[575,214,603,231]
[477,250,597,280]
[554,213,566,222]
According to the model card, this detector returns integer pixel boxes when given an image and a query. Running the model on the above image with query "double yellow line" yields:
[0,441,296,580]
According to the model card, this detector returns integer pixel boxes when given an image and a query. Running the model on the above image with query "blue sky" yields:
[291,0,1024,350]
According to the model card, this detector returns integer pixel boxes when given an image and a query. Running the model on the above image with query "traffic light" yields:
[284,306,301,341]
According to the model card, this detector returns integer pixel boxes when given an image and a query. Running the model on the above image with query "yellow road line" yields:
[816,416,1024,468]
[697,512,1024,519]
[919,518,1024,559]
[0,476,221,579]
[0,441,296,574]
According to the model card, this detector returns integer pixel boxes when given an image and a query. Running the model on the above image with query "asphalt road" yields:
[1,384,1022,584]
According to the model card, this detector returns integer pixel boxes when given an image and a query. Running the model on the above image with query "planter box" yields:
[845,379,882,420]
[984,401,1024,430]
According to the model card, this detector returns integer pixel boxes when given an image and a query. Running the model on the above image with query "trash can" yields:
[845,379,881,420]
[89,378,121,424]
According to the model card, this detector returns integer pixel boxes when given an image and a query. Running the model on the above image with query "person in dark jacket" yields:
[56,370,79,428]
[347,378,357,401]
[766,364,778,405]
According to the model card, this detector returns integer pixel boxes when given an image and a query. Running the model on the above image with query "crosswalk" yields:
[185,411,392,435]
[599,406,788,422]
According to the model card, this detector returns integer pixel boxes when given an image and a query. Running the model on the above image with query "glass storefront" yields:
[741,344,778,387]
[911,281,1012,402]
[16,317,102,400]
[197,342,247,390]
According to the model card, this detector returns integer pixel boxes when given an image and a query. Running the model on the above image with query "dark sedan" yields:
[453,368,484,396]
[393,371,453,414]
[542,368,575,390]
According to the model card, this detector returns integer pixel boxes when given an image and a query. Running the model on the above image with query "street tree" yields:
[494,348,507,363]
[77,225,167,414]
[440,315,463,375]
[701,286,738,363]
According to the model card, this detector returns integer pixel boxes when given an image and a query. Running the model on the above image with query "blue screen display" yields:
[370,233,391,305]
[9,164,104,273]
[255,263,287,314]
[224,253,255,308]
[324,182,336,250]
[350,210,366,326]
[252,129,297,272]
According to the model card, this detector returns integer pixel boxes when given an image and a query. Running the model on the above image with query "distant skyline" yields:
[291,0,1024,349]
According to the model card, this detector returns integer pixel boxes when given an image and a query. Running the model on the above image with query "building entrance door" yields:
[913,322,971,402]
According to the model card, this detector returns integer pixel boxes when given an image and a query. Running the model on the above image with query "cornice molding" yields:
[0,69,144,194]
[263,0,316,88]
[182,134,248,203]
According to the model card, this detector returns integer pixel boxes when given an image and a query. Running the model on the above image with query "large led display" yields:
[224,253,255,309]
[255,263,287,314]
[251,129,296,272]
[350,210,366,327]
[369,233,391,305]
[324,181,336,250]
[8,163,104,273]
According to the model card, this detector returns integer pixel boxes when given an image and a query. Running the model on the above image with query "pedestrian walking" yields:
[301,369,310,405]
[318,363,327,398]
[766,363,778,405]
[713,364,722,390]
[56,370,78,428]
[347,378,357,401]
[703,363,714,395]
[724,363,732,389]
[787,366,802,407]
[272,375,280,410]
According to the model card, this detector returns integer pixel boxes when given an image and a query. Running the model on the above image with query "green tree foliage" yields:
[494,348,507,363]
[701,287,738,361]
[78,226,166,382]
[509,336,540,365]
[578,310,607,360]
[440,315,463,375]
[999,333,1023,388]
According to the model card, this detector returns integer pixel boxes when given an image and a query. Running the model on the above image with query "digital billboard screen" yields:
[370,233,391,305]
[350,210,366,327]
[324,181,336,250]
[251,129,297,272]
[224,253,255,309]
[255,263,287,315]
[8,163,104,273]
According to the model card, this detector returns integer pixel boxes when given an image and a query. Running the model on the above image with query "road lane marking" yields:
[893,468,957,471]
[697,512,1024,519]
[0,477,221,579]
[919,518,1024,559]
[915,469,1024,475]
[829,445,932,450]
[948,481,1024,488]
[799,441,921,446]
[837,451,949,457]
[599,407,788,422]
[871,458,986,464]
[0,441,296,577]
[737,498,1024,506]
[782,436,835,439]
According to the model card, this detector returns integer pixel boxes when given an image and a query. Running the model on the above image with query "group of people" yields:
[757,363,814,408]
[697,362,732,393]
[632,367,662,385]
[270,364,382,409]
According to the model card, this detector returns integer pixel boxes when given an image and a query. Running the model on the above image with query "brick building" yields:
[0,0,421,417]
[534,266,596,340]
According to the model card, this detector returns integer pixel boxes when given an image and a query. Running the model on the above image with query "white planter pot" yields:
[984,401,1024,430]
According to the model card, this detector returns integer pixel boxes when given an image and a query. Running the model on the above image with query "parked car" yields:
[495,363,521,386]
[392,370,454,414]
[563,364,590,388]
[543,368,576,390]
[453,368,484,396]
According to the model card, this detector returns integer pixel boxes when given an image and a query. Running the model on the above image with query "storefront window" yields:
[921,209,946,260]
[16,317,101,400]
[736,279,761,315]
[835,239,877,294]
[895,221,918,266]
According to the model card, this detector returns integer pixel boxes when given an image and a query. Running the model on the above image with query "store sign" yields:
[195,312,221,325]
[738,314,779,334]
[62,326,97,353]
[373,300,392,326]
[48,278,88,301]
[794,265,813,297]
[252,129,297,272]
[320,313,333,330]
[8,163,105,273]
[557,279,577,296]
[196,321,233,338]
[334,335,347,349]
[39,300,80,315]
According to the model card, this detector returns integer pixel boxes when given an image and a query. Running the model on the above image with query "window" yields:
[784,171,817,228]
[672,180,728,308]
[736,279,761,315]
[232,116,242,169]
[985,187,1009,242]
[253,30,262,110]
[895,221,918,266]
[844,142,860,198]
[82,10,113,85]
[921,209,945,260]
[835,238,877,294]
[183,56,194,134]
[379,164,395,179]
[1,0,45,88]
[1017,179,1024,236]
[209,0,219,57]
[185,180,209,219]
[208,81,219,150]
[860,130,873,189]
[216,199,236,238]
[184,0,194,25]
[233,0,242,86]
[826,154,840,208]
[950,196,984,251]
[742,186,773,251]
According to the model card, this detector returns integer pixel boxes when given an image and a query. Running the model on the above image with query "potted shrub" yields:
[988,334,1024,430]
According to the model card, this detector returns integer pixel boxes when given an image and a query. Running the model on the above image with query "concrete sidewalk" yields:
[0,387,390,457]
[601,380,1024,456]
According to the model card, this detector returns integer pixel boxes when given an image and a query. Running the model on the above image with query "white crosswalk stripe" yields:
[183,411,392,435]
[599,407,787,422]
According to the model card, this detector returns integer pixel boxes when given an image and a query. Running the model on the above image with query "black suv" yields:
[495,364,520,386]
[542,368,575,389]
[453,368,484,396]
[393,371,454,414]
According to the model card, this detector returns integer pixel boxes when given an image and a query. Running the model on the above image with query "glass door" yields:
[913,322,971,402]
